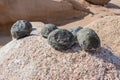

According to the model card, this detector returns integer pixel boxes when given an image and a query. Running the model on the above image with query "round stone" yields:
[11,20,32,39]
[48,29,75,50]
[41,24,58,38]
[85,0,111,5]
[69,26,83,43]
[77,28,101,51]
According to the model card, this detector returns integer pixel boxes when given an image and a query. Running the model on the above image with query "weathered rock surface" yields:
[48,29,75,50]
[69,26,83,43]
[11,20,32,39]
[0,0,89,26]
[86,16,120,56]
[77,28,100,51]
[0,27,120,80]
[41,24,57,38]
[85,0,111,5]
[0,0,90,36]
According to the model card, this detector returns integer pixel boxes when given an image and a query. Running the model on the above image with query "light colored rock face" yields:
[0,0,89,25]
[86,16,120,56]
[0,0,90,36]
[85,0,111,5]
[0,27,120,80]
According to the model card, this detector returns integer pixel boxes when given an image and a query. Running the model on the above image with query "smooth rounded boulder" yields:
[77,28,100,51]
[69,26,83,43]
[11,20,32,39]
[41,24,57,38]
[48,29,75,50]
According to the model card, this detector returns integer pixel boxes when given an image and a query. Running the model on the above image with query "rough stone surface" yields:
[0,0,89,26]
[41,24,57,38]
[0,27,120,80]
[11,20,32,39]
[86,16,120,56]
[85,0,111,5]
[77,28,101,51]
[69,26,83,43]
[48,29,75,50]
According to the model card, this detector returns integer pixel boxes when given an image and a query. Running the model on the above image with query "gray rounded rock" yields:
[77,28,100,51]
[69,26,83,43]
[41,24,57,38]
[11,20,32,39]
[48,29,75,50]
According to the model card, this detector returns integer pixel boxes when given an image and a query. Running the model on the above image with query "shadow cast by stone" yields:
[106,3,120,9]
[32,28,37,31]
[30,34,40,36]
[60,44,82,53]
[89,47,120,70]
[15,34,40,40]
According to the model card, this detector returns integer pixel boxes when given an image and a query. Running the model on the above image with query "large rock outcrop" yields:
[0,26,120,79]
[0,0,89,25]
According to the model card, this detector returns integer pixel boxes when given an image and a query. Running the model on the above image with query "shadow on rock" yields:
[60,44,81,53]
[89,47,120,70]
[106,3,120,9]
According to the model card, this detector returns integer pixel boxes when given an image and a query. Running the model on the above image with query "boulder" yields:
[10,20,32,39]
[85,0,111,5]
[69,26,83,43]
[0,0,89,27]
[48,29,75,50]
[0,27,120,80]
[41,24,57,38]
[77,28,100,51]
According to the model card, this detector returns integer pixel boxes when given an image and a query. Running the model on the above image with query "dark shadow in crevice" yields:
[32,28,37,31]
[30,34,40,36]
[62,44,81,53]
[55,17,84,26]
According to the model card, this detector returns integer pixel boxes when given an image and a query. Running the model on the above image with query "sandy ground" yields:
[0,0,120,47]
